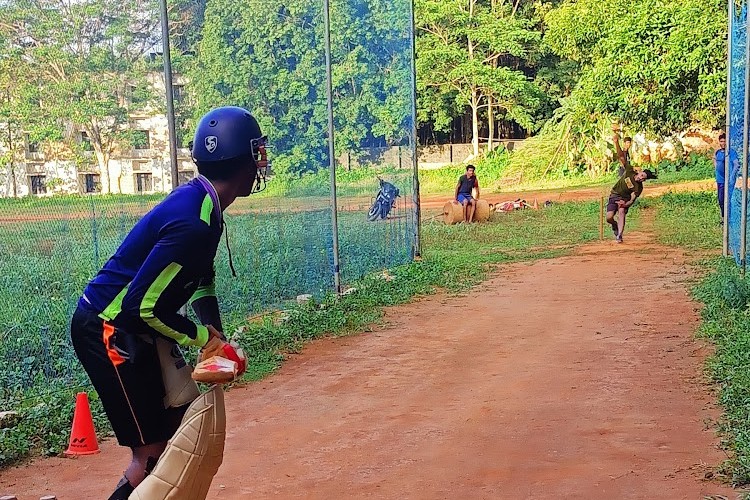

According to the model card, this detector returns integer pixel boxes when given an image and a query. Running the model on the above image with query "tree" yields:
[190,0,414,175]
[544,0,726,137]
[415,0,544,158]
[0,0,161,193]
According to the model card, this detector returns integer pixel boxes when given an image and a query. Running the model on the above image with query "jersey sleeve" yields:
[190,268,223,331]
[120,219,212,347]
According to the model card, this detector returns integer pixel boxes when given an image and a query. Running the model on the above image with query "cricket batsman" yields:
[69,106,267,499]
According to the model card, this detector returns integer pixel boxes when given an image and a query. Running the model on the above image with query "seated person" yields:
[455,164,480,223]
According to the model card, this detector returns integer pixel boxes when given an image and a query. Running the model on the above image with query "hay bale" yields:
[443,201,463,225]
[473,199,490,222]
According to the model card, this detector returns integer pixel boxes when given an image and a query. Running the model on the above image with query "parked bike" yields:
[367,177,400,221]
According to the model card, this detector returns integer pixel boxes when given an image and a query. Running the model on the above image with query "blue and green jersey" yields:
[80,176,224,348]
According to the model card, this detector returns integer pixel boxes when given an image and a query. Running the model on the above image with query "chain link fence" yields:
[0,0,419,428]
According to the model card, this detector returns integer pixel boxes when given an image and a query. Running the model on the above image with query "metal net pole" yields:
[742,0,750,273]
[409,0,421,258]
[725,0,735,256]
[323,0,342,293]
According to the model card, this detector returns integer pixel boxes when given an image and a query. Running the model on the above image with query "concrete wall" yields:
[337,140,525,171]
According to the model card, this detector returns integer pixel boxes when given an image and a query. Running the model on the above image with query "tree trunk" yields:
[471,90,480,158]
[488,96,494,153]
[467,0,479,159]
[95,150,111,194]
[7,122,17,197]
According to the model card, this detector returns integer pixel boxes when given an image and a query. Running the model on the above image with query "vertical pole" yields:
[599,196,604,240]
[409,0,422,257]
[159,0,179,190]
[725,0,734,256]
[741,1,750,274]
[7,112,17,197]
[323,0,342,293]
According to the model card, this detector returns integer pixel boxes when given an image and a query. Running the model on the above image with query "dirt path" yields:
[0,226,739,499]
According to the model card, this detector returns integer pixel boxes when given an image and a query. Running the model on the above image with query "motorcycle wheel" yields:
[367,203,381,221]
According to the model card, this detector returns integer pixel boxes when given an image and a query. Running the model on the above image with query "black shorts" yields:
[70,303,187,448]
[607,193,630,214]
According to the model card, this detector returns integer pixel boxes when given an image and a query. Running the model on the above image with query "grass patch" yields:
[649,191,722,251]
[692,259,750,485]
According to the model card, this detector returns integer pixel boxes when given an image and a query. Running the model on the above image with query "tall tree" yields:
[0,0,160,193]
[190,0,413,175]
[415,0,543,158]
[544,0,726,137]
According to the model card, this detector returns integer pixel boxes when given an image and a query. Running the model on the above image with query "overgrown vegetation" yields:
[0,0,727,189]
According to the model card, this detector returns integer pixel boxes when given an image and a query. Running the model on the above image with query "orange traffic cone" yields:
[65,392,100,456]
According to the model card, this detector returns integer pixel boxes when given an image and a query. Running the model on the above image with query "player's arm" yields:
[613,134,626,167]
[190,273,224,334]
[474,179,480,200]
[121,220,213,348]
[623,192,638,207]
[455,180,461,200]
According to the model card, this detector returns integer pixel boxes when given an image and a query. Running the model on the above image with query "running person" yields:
[605,165,657,243]
[455,164,480,223]
[70,106,268,499]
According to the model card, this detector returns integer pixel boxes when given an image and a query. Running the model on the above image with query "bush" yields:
[653,152,714,182]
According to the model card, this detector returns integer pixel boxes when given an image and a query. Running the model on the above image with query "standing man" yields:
[455,164,480,223]
[605,165,657,243]
[715,132,739,225]
[70,106,268,499]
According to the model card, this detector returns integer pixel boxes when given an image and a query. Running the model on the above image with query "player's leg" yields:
[616,206,627,242]
[460,196,469,222]
[71,305,183,498]
[605,195,619,236]
[467,198,477,222]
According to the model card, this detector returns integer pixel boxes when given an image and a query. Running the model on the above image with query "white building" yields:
[0,76,196,197]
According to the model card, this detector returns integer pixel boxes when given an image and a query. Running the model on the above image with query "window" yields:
[81,131,93,151]
[178,170,195,184]
[29,175,46,195]
[135,172,153,193]
[81,173,100,193]
[172,85,185,104]
[133,130,150,150]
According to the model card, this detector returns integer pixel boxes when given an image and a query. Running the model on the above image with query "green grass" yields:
[692,260,750,485]
[649,191,722,250]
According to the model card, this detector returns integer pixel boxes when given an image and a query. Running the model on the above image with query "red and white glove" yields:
[200,326,247,377]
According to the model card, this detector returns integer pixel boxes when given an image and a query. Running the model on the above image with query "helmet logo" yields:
[205,136,218,153]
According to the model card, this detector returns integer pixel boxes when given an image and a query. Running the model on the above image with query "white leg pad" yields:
[184,386,226,500]
[129,398,215,499]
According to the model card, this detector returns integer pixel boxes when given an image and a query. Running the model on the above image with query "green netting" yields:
[0,0,418,412]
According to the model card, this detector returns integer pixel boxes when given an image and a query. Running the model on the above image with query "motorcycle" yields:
[367,177,400,221]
